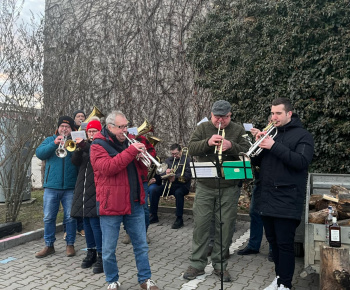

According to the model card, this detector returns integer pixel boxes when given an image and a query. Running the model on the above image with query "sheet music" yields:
[243,123,254,131]
[128,127,138,135]
[71,131,87,141]
[191,162,218,178]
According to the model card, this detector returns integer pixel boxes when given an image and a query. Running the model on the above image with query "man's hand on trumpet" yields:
[256,131,275,150]
[208,134,232,152]
[132,142,146,159]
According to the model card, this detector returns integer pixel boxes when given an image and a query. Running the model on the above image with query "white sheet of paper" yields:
[191,162,218,178]
[71,131,87,141]
[197,117,208,126]
[80,122,88,130]
[243,123,254,131]
[128,127,138,136]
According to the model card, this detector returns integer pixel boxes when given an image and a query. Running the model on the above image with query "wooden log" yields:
[309,194,323,209]
[309,208,328,224]
[315,199,331,211]
[337,219,350,227]
[320,245,350,290]
[331,185,350,196]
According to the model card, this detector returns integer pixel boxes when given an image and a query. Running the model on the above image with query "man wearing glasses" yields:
[35,116,78,258]
[90,111,159,290]
[184,100,250,282]
[149,143,192,229]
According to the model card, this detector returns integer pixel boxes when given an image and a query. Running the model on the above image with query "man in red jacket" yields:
[90,110,159,290]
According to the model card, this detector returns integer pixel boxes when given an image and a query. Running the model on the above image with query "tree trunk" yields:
[320,245,350,290]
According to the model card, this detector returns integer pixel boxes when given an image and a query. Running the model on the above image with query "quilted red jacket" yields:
[90,129,146,216]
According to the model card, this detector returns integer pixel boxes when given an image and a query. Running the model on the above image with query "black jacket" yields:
[70,141,98,218]
[251,114,314,220]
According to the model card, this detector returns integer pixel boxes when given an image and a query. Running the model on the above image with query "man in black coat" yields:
[251,98,314,290]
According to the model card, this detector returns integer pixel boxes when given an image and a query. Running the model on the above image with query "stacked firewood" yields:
[308,185,350,226]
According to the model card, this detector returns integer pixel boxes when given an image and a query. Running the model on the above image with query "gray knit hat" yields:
[211,100,231,116]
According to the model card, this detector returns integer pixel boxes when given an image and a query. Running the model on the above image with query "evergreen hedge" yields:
[187,0,350,173]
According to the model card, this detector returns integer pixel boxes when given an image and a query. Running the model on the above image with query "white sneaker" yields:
[278,284,290,290]
[264,276,279,290]
[107,281,120,289]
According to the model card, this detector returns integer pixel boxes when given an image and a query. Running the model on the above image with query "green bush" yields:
[187,0,350,173]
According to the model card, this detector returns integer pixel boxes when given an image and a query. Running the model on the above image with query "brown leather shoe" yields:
[66,245,76,257]
[35,246,55,258]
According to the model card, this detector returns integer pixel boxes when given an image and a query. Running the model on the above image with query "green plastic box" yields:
[222,161,253,180]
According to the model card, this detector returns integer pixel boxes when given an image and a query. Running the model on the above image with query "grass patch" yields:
[0,189,64,233]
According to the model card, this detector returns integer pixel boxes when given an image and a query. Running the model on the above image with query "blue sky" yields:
[21,0,45,23]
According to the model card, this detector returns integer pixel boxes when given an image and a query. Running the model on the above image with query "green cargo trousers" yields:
[190,181,240,271]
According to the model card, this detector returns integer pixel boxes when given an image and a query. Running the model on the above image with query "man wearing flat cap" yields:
[35,116,79,258]
[184,100,250,282]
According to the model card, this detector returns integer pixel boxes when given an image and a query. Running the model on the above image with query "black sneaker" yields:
[93,252,104,274]
[171,217,184,229]
[268,251,274,262]
[81,249,97,268]
[149,214,159,224]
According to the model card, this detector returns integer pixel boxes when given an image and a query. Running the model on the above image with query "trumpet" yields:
[214,123,225,164]
[55,135,68,158]
[123,133,168,174]
[244,122,277,158]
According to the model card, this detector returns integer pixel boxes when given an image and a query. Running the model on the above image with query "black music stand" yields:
[190,153,252,290]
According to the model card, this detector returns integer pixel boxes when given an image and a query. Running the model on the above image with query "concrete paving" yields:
[0,212,319,290]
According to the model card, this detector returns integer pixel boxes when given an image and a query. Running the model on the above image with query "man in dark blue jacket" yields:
[252,98,314,290]
[35,116,79,258]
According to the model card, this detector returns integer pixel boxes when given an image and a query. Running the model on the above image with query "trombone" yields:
[244,121,277,158]
[123,133,168,174]
[177,147,189,183]
[161,157,178,199]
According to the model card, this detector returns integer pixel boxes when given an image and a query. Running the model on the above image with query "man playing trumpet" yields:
[149,144,192,229]
[184,100,250,282]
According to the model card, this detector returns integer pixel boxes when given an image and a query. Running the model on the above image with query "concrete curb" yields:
[0,208,250,252]
[0,223,63,252]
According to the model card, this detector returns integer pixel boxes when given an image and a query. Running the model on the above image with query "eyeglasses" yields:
[109,123,129,130]
[213,114,231,120]
[59,124,71,129]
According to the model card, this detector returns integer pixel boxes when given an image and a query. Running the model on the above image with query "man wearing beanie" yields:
[183,100,250,282]
[70,119,104,274]
[73,110,86,130]
[35,116,79,258]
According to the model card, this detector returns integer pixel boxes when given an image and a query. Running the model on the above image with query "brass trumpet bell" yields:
[79,106,105,131]
[65,140,76,152]
[136,119,153,137]
[147,136,161,147]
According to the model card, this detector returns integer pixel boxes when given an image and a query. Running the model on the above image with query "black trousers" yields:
[150,183,189,217]
[261,216,300,289]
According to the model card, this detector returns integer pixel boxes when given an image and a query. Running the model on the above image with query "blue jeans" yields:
[249,186,272,252]
[100,201,151,284]
[43,188,76,246]
[143,182,150,232]
[148,184,157,202]
[248,186,264,251]
[83,217,102,253]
